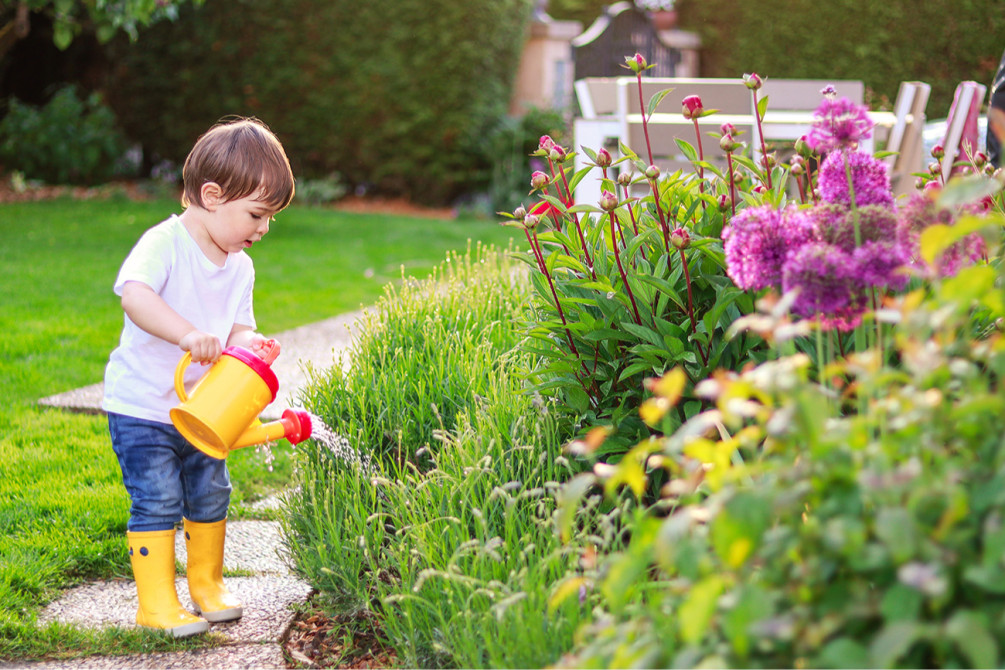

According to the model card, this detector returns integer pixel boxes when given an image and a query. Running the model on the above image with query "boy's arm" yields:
[120,280,223,363]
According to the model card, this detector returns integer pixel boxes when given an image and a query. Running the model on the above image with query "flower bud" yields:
[974,151,988,168]
[717,194,729,212]
[523,213,541,229]
[513,205,527,219]
[625,53,648,73]
[719,133,738,153]
[985,163,997,176]
[931,143,944,159]
[752,184,767,195]
[595,147,612,168]
[923,180,941,196]
[617,171,633,186]
[819,84,837,99]
[789,157,805,177]
[914,176,926,190]
[645,164,661,180]
[549,145,566,162]
[720,122,737,137]
[928,161,941,176]
[670,227,691,249]
[794,135,812,157]
[599,190,618,212]
[682,95,704,120]
[743,73,763,90]
[761,152,777,170]
[530,171,550,190]
[539,135,556,152]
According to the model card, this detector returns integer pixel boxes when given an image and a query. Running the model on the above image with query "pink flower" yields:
[599,190,618,211]
[743,73,763,90]
[595,147,612,168]
[530,171,549,190]
[539,135,556,152]
[625,53,648,73]
[682,95,704,120]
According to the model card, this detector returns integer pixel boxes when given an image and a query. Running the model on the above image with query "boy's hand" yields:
[180,330,223,365]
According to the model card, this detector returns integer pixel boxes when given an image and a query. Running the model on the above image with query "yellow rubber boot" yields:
[127,530,209,637]
[183,518,244,622]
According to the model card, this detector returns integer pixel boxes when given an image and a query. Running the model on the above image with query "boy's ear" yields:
[200,182,224,209]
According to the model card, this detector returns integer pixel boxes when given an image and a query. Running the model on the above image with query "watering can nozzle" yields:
[281,408,312,445]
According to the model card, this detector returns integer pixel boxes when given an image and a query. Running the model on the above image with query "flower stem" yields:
[636,72,655,166]
[726,152,737,215]
[680,248,708,365]
[691,118,706,209]
[612,212,643,325]
[752,90,773,189]
[620,182,647,263]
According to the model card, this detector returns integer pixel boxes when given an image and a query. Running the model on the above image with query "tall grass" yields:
[0,196,516,661]
[284,245,603,667]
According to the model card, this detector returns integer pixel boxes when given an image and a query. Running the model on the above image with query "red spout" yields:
[281,408,312,445]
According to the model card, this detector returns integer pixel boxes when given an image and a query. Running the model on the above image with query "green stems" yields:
[611,211,643,325]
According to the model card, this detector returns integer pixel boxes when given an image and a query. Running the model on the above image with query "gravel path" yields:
[22,311,365,669]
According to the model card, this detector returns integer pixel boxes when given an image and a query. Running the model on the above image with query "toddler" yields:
[103,117,295,637]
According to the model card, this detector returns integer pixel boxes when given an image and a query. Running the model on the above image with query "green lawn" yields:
[0,195,518,660]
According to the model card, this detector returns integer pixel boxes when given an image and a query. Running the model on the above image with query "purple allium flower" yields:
[816,204,897,252]
[722,205,817,291]
[806,96,874,153]
[853,241,911,290]
[896,192,986,277]
[818,150,894,209]
[782,242,865,328]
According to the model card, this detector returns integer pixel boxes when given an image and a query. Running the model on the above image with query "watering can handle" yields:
[174,351,193,403]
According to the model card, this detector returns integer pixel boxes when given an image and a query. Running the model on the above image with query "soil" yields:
[282,598,397,669]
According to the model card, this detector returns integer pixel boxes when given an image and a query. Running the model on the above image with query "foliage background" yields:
[101,0,534,205]
[675,0,1005,116]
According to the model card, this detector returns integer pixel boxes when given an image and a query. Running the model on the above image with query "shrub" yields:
[0,85,128,185]
[103,0,535,205]
[295,173,348,207]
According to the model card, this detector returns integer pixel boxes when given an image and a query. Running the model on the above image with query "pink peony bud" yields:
[761,153,777,170]
[719,133,738,153]
[523,213,541,229]
[513,205,527,219]
[923,180,941,195]
[974,151,988,168]
[549,145,566,162]
[752,184,767,195]
[670,227,691,250]
[794,135,812,157]
[595,147,613,168]
[914,177,927,190]
[743,73,763,90]
[625,53,648,73]
[645,164,661,180]
[717,194,729,212]
[790,156,805,176]
[539,135,556,152]
[599,190,619,211]
[617,171,633,186]
[720,122,737,137]
[682,95,704,120]
[931,143,944,159]
[928,161,941,176]
[530,171,550,190]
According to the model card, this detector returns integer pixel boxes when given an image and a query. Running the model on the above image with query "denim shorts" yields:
[108,412,231,532]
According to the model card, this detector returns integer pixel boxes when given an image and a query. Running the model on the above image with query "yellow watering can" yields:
[169,340,312,460]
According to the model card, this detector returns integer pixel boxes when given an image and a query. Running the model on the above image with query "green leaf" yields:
[680,575,725,644]
[946,610,998,669]
[556,473,596,542]
[874,507,917,562]
[756,94,769,119]
[815,638,870,669]
[621,321,664,348]
[647,88,673,117]
[936,174,1003,209]
[869,621,923,668]
[879,584,922,621]
[675,138,698,162]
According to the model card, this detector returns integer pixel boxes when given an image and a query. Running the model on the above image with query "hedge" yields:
[103,0,534,205]
[676,0,1005,119]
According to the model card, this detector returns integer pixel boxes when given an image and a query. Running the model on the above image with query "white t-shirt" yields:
[102,214,256,423]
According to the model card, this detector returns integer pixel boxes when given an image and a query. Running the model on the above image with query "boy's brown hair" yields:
[182,117,295,212]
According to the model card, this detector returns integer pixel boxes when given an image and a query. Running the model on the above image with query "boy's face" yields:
[204,188,275,255]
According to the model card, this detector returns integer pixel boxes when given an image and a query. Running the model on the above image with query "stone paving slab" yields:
[14,642,288,669]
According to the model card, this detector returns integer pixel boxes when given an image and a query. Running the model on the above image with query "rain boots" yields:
[183,518,244,622]
[127,529,209,638]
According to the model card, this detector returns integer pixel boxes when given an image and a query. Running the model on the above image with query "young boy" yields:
[103,117,295,637]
